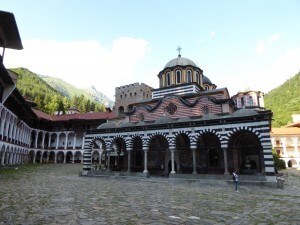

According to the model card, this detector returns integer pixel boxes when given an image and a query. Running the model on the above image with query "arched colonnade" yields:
[83,124,275,176]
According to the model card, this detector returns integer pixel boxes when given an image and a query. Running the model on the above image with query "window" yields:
[205,86,209,91]
[166,72,171,86]
[187,70,192,83]
[241,97,244,107]
[176,70,181,84]
[139,113,144,122]
[202,106,209,115]
[166,102,177,115]
[249,96,253,106]
[196,72,200,84]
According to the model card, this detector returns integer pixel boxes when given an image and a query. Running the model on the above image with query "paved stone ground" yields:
[0,164,299,225]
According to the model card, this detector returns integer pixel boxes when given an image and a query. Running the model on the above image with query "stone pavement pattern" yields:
[0,164,299,225]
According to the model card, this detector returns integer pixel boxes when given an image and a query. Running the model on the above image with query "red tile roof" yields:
[32,108,116,121]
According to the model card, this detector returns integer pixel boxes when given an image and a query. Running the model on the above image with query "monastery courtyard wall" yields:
[0,164,299,225]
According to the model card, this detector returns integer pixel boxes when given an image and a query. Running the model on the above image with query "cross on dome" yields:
[177,46,182,57]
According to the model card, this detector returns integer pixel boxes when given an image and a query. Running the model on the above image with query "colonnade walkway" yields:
[0,164,299,225]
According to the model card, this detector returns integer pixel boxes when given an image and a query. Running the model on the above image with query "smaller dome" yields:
[155,115,174,124]
[136,121,148,126]
[97,122,117,129]
[177,117,192,122]
[201,114,219,120]
[164,55,197,69]
[203,75,212,84]
[232,108,258,117]
[119,122,136,128]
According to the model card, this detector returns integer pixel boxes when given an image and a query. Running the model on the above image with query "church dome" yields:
[232,108,258,117]
[97,122,117,129]
[164,54,197,69]
[155,115,174,124]
[203,75,212,84]
[119,122,136,128]
[177,117,192,122]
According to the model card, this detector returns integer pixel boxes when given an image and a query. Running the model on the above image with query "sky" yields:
[2,0,300,100]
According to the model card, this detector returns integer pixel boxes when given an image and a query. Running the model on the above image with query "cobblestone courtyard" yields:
[0,164,299,225]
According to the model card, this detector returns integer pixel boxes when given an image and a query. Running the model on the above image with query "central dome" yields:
[164,54,197,69]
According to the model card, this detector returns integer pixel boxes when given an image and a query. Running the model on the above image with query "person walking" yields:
[233,172,239,192]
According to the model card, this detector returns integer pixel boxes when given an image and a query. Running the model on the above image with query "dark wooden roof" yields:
[0,10,23,50]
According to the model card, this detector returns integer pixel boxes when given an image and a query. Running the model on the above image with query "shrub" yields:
[272,149,286,170]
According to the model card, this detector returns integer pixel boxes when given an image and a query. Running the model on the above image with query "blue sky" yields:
[2,0,300,99]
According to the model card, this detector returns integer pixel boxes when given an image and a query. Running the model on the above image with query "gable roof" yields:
[32,108,116,122]
[0,10,23,50]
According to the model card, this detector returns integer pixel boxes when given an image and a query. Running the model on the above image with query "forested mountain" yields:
[41,76,114,107]
[264,72,300,127]
[10,68,108,115]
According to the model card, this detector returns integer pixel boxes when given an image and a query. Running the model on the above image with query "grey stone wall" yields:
[114,83,153,116]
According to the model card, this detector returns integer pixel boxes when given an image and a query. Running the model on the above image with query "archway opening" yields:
[148,135,168,176]
[197,132,222,174]
[132,136,143,172]
[111,138,126,171]
[228,130,263,174]
[176,133,191,174]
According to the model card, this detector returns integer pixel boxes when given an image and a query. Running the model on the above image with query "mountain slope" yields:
[10,67,107,114]
[264,72,300,127]
[40,76,114,107]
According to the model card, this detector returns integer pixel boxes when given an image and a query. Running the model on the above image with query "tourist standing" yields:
[233,172,239,192]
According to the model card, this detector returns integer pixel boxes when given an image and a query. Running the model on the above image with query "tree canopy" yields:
[11,68,106,114]
[264,72,300,127]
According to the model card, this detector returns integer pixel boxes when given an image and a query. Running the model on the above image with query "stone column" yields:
[33,152,36,164]
[223,148,229,175]
[42,132,46,149]
[192,148,197,174]
[54,153,57,163]
[170,149,176,174]
[0,119,5,139]
[81,134,85,149]
[107,150,111,172]
[143,149,148,174]
[46,153,49,163]
[73,134,77,149]
[56,133,60,149]
[72,154,75,163]
[292,137,299,157]
[1,152,5,165]
[127,150,132,172]
[48,133,51,149]
[281,138,287,157]
[40,152,43,163]
[34,131,38,148]
[63,152,66,163]
[64,133,68,149]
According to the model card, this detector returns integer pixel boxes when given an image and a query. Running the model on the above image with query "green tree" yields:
[272,148,286,170]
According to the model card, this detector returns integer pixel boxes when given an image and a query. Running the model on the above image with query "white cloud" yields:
[268,33,280,44]
[255,33,281,54]
[210,30,215,38]
[4,38,149,100]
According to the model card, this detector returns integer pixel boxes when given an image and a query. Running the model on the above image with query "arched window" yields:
[196,72,200,84]
[118,106,124,115]
[187,70,192,83]
[176,70,181,84]
[249,96,253,106]
[166,72,171,86]
[205,86,209,91]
